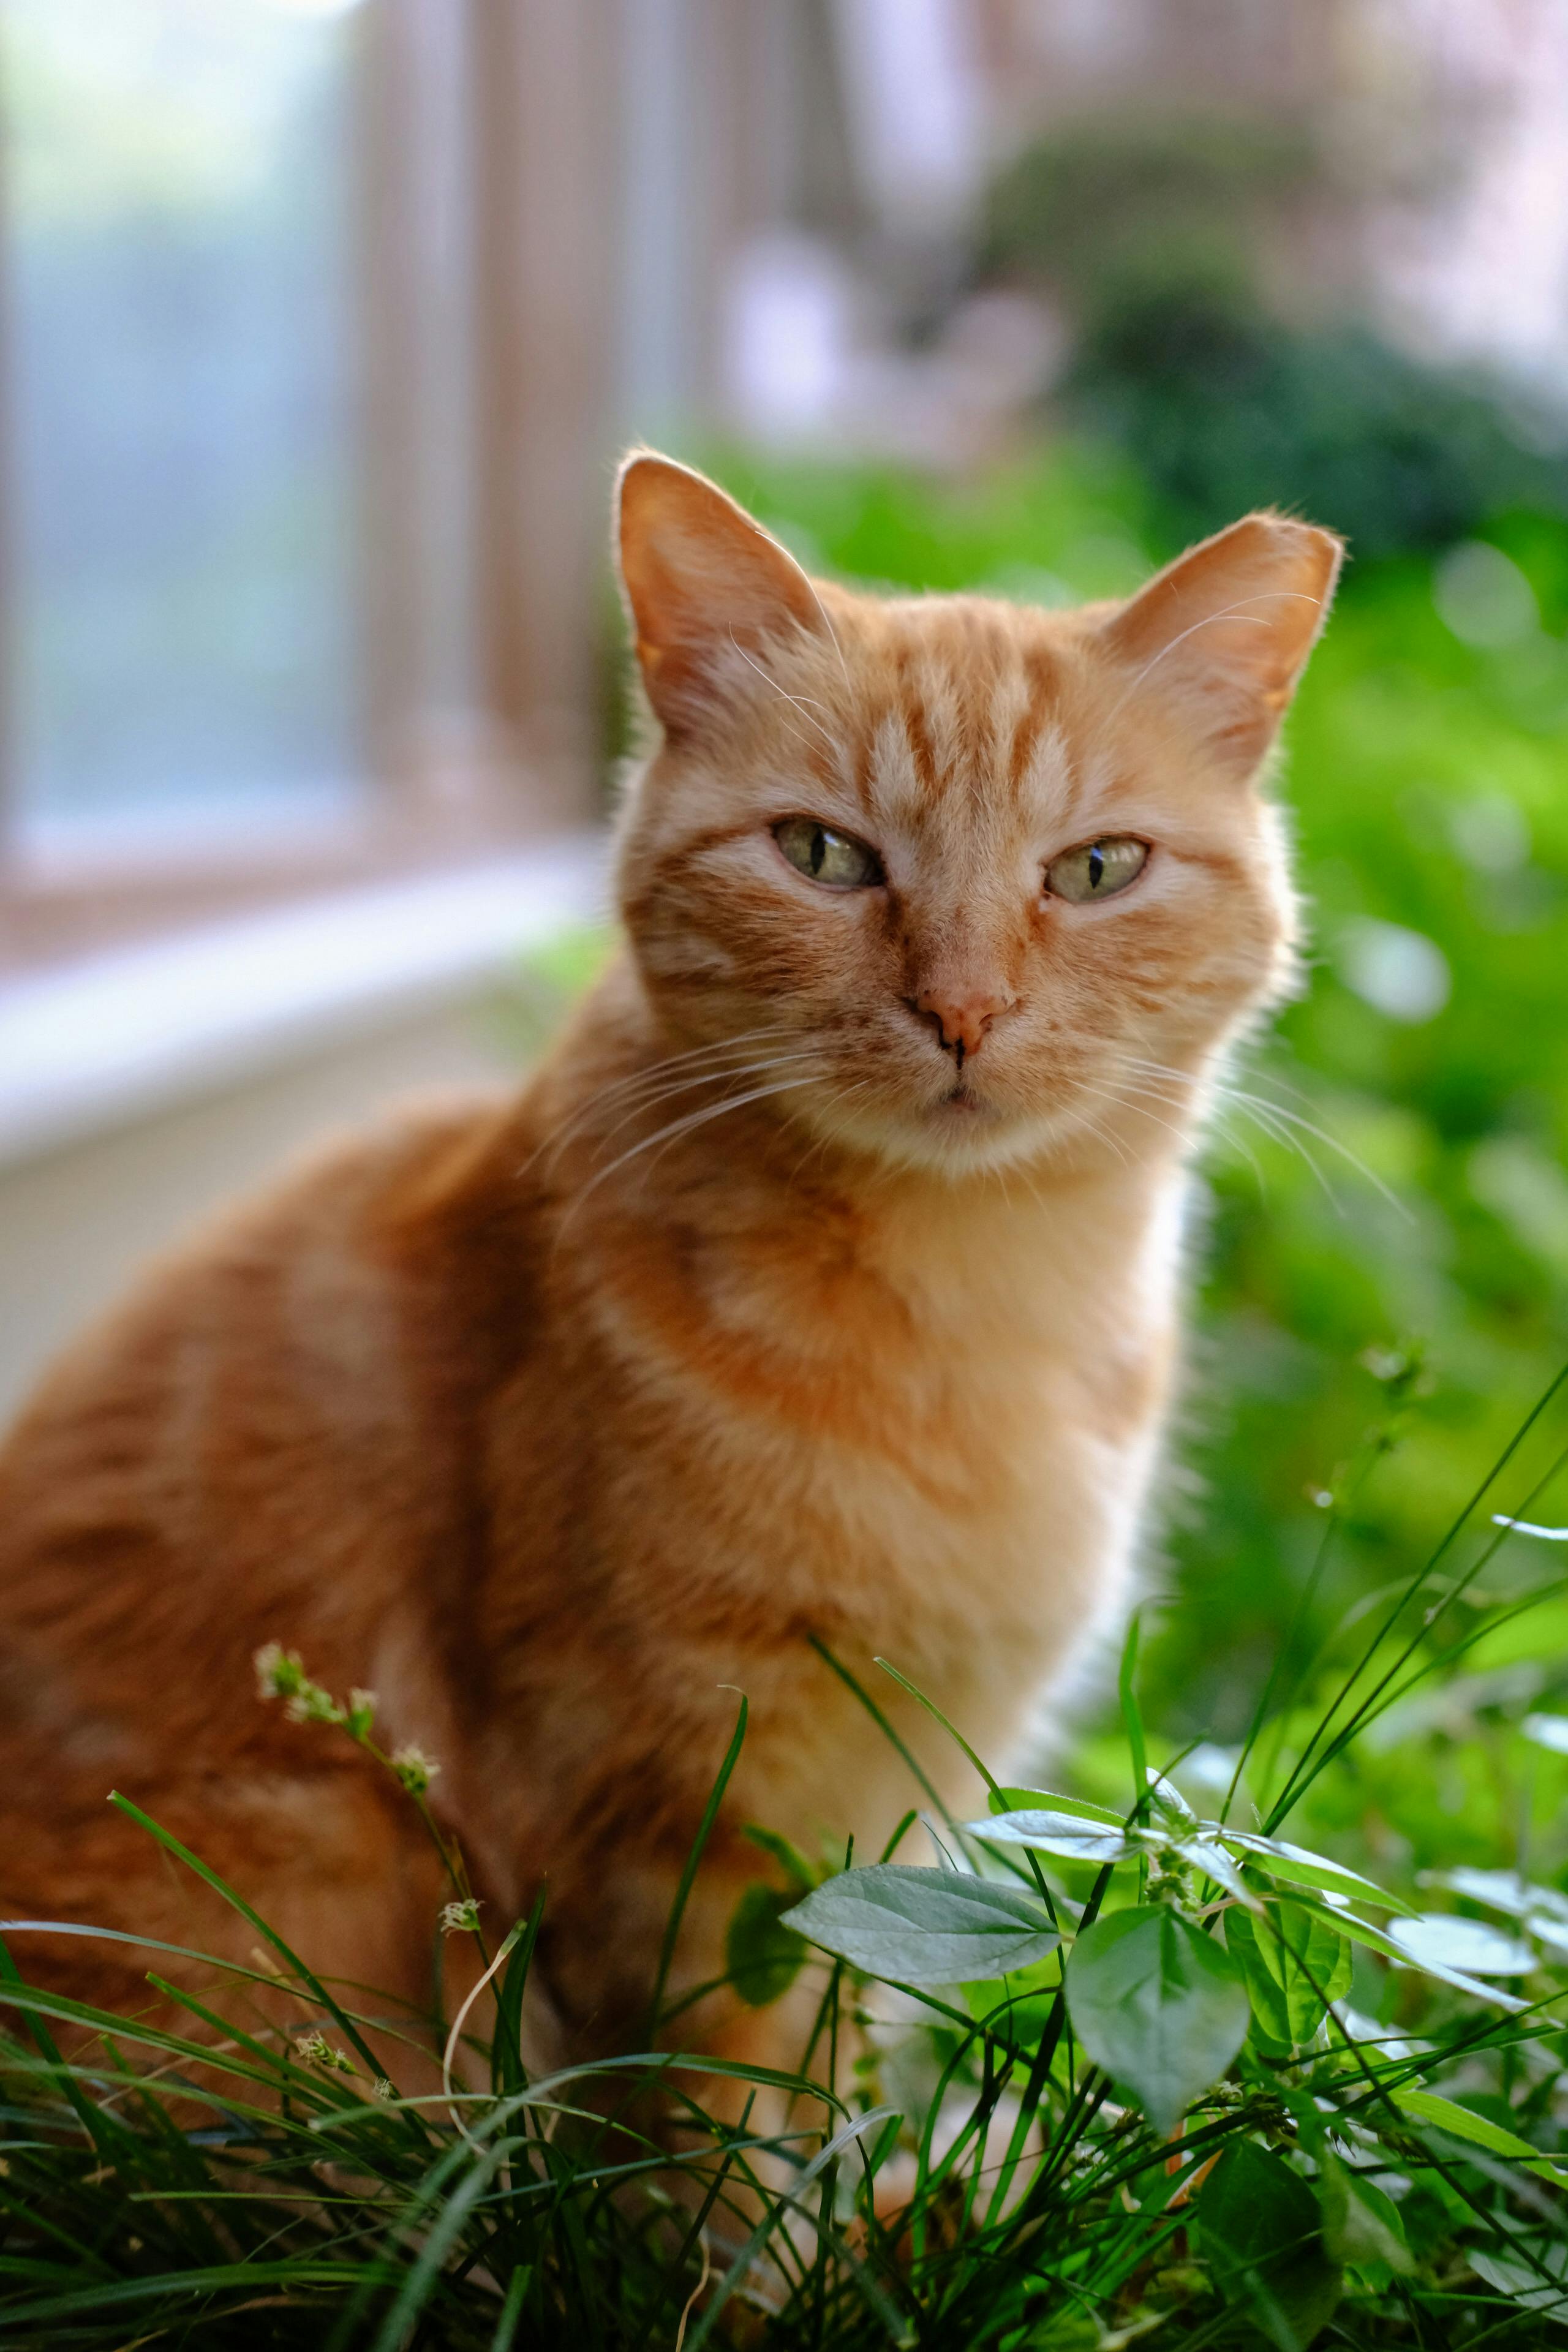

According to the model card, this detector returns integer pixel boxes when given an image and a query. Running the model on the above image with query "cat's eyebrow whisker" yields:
[725,631,840,758]
[1104,590,1321,727]
[801,577,854,696]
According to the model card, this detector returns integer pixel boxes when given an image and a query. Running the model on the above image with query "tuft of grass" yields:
[3,1370,1568,2348]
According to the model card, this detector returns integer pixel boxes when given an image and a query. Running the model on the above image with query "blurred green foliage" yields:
[1068,274,1568,560]
[979,111,1568,560]
[701,443,1568,1762]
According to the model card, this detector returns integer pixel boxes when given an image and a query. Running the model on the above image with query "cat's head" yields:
[612,453,1341,1180]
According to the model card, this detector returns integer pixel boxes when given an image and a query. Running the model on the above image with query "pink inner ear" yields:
[617,455,824,729]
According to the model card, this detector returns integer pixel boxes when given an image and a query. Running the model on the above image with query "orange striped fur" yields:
[0,454,1340,2090]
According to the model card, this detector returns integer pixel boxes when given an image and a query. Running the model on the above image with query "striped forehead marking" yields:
[858,638,1074,830]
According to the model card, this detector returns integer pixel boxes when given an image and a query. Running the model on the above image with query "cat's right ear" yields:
[1098,511,1343,780]
[615,452,826,736]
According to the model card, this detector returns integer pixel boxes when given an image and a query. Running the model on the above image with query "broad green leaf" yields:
[1198,2140,1342,2352]
[962,1809,1141,1864]
[1222,1831,1411,1913]
[990,1785,1125,1827]
[1469,2242,1568,2321]
[725,1884,808,2009]
[1288,1898,1529,2011]
[782,1864,1059,1986]
[1064,1905,1248,2135]
[1390,2089,1568,2179]
[1317,2155,1412,2274]
[1228,1901,1351,2049]
[1385,1914,1535,1977]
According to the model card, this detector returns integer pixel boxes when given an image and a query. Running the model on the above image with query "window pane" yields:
[3,0,364,862]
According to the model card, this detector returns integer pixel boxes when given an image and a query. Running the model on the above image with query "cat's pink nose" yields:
[911,987,1011,1066]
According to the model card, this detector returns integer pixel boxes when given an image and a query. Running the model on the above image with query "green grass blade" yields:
[646,1694,747,2040]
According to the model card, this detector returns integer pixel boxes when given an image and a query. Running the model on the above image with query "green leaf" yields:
[1390,2089,1568,2180]
[725,1884,808,2009]
[990,1785,1125,1826]
[1064,1905,1249,2135]
[1317,2155,1412,2274]
[1287,1897,1529,2011]
[1228,1900,1352,2049]
[1221,1830,1411,1913]
[1469,2242,1568,2321]
[782,1864,1060,1986]
[1385,1913,1535,1976]
[1199,2141,1342,2352]
[961,1809,1142,1864]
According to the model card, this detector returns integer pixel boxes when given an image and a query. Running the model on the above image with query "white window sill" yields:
[0,834,609,1170]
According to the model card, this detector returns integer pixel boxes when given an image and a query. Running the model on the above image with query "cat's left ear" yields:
[1099,512,1343,778]
[616,451,827,736]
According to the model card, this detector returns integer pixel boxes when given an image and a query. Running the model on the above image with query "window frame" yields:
[0,0,615,973]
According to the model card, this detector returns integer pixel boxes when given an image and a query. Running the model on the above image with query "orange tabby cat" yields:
[0,454,1339,2089]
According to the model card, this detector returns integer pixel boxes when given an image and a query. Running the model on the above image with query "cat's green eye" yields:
[774,817,884,891]
[1045,835,1148,905]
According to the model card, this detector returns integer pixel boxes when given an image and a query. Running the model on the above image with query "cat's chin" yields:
[798,1082,1097,1184]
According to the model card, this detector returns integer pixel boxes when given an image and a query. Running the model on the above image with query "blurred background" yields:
[2,0,1568,1760]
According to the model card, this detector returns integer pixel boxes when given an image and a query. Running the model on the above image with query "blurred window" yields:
[2,0,363,866]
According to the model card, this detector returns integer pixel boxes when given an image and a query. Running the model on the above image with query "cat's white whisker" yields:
[784,1081,878,1185]
[1109,1077,1268,1191]
[1072,1082,1171,1173]
[1116,1052,1406,1218]
[529,1027,798,1169]
[1102,1056,1279,1190]
[581,1052,823,1166]
[562,1072,823,1221]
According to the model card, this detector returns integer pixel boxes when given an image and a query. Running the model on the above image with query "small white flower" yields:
[391,1744,440,1796]
[254,1642,302,1702]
